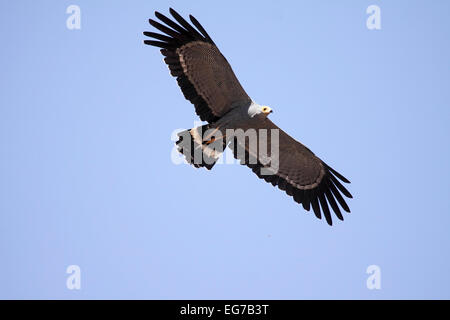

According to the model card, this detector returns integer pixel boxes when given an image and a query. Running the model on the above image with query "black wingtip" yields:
[329,174,353,199]
[154,11,166,21]
[342,203,351,213]
[325,163,351,184]
[169,7,178,16]
[189,14,214,44]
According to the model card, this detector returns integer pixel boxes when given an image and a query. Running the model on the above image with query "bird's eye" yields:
[263,107,268,112]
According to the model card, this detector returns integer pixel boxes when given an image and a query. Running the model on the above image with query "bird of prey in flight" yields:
[143,8,352,225]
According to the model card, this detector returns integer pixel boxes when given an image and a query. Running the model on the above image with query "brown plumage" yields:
[144,8,250,122]
[144,8,353,225]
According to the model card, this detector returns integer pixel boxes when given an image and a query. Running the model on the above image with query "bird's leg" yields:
[202,126,226,145]
[204,137,216,145]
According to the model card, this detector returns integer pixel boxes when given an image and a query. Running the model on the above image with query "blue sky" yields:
[0,0,449,299]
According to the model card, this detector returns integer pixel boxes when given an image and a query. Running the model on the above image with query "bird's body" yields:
[144,8,353,225]
[214,101,267,129]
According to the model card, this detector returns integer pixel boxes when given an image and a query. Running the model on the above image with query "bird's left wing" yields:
[231,118,352,226]
[144,8,251,123]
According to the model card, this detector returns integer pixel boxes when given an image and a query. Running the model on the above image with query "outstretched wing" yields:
[143,8,251,123]
[231,118,352,226]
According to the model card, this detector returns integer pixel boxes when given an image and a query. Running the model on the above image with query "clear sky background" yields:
[1,0,449,299]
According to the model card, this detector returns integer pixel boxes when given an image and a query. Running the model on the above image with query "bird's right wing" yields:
[144,8,251,123]
[231,118,352,226]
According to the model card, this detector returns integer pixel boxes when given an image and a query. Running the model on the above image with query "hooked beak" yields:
[262,106,273,115]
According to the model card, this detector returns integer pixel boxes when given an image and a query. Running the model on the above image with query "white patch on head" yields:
[248,101,263,117]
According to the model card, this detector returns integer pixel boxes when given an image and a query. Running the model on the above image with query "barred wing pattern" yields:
[231,118,352,225]
[144,8,251,122]
[144,9,353,225]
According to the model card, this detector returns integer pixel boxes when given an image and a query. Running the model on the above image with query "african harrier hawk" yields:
[143,8,352,225]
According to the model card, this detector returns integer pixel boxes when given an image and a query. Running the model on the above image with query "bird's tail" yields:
[175,124,227,170]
